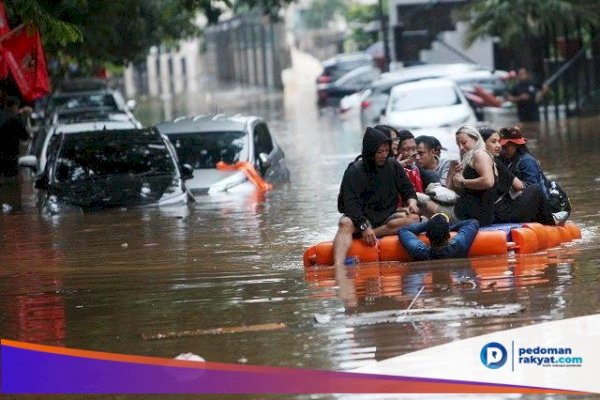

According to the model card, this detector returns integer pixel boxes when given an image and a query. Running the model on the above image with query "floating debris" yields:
[313,313,332,324]
[175,353,205,362]
[143,322,287,340]
[340,304,525,327]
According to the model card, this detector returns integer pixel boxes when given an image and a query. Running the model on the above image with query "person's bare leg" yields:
[373,214,420,237]
[333,216,355,267]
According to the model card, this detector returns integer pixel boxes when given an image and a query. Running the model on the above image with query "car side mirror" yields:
[180,163,193,180]
[18,155,38,169]
[126,99,137,111]
[258,153,270,170]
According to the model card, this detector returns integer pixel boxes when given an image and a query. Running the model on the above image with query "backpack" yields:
[514,155,571,213]
[542,175,571,213]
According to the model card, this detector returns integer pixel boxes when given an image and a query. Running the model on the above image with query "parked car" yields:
[155,114,289,197]
[34,128,193,213]
[19,120,141,177]
[358,63,487,128]
[33,80,139,128]
[316,53,374,85]
[447,70,509,120]
[48,107,143,127]
[381,78,477,139]
[317,65,380,108]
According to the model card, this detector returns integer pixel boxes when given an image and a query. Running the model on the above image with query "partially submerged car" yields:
[19,120,141,177]
[32,80,140,130]
[155,114,289,197]
[34,128,193,213]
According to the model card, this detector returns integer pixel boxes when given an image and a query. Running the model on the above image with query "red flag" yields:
[0,0,10,77]
[0,0,10,36]
[0,24,50,102]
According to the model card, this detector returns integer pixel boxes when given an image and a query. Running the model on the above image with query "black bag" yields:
[543,175,571,213]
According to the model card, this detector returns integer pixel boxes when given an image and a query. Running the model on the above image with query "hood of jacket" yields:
[362,127,391,160]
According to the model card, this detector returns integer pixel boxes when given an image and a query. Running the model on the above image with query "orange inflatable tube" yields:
[303,223,582,267]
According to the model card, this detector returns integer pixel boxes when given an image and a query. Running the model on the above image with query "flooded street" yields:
[1,63,600,399]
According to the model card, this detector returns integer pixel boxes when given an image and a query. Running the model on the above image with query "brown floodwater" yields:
[1,84,599,400]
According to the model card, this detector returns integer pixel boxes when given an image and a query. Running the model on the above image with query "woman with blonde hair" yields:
[448,125,497,226]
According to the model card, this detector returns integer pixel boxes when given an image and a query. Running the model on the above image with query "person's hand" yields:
[19,105,33,114]
[452,172,465,188]
[399,153,416,168]
[361,227,376,246]
[451,162,463,173]
[407,199,419,215]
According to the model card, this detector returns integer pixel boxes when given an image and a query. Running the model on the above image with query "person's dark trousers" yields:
[495,183,554,225]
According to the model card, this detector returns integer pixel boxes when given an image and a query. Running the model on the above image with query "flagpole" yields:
[0,23,26,43]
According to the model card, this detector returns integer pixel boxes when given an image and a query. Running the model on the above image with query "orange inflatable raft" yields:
[303,222,582,267]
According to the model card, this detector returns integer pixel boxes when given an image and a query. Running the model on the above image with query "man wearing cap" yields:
[398,213,480,261]
[334,127,419,268]
[507,68,549,123]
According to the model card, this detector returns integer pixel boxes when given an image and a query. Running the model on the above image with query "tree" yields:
[300,0,348,30]
[461,0,600,71]
[4,0,199,66]
[3,0,294,70]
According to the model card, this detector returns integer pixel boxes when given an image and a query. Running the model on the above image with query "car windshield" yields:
[49,93,120,112]
[53,129,175,182]
[167,131,248,169]
[390,85,461,112]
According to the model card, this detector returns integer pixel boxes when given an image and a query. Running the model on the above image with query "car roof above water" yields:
[53,120,140,134]
[155,114,260,134]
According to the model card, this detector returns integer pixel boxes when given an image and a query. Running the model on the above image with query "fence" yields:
[203,12,291,89]
[540,24,600,120]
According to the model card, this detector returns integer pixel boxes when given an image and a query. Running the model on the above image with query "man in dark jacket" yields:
[333,127,418,268]
[507,68,549,123]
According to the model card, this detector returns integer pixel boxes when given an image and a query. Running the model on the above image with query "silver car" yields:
[155,114,290,197]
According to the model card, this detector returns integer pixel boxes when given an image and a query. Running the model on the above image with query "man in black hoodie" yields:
[334,127,418,268]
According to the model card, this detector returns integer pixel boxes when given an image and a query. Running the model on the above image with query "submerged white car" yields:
[381,78,477,135]
[155,114,289,197]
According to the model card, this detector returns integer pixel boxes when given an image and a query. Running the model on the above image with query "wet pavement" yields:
[1,51,600,400]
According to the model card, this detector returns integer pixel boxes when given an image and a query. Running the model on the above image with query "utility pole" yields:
[378,0,391,72]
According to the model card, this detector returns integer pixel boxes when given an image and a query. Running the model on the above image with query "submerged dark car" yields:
[36,128,193,213]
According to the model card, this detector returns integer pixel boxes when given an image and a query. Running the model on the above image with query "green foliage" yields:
[461,0,600,47]
[345,0,388,51]
[2,0,293,68]
[300,0,348,29]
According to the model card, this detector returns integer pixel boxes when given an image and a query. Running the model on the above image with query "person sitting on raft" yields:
[415,135,456,187]
[478,127,557,225]
[498,126,569,224]
[334,127,419,268]
[398,213,480,261]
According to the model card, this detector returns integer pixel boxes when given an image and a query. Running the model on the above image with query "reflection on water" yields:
[1,84,599,400]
